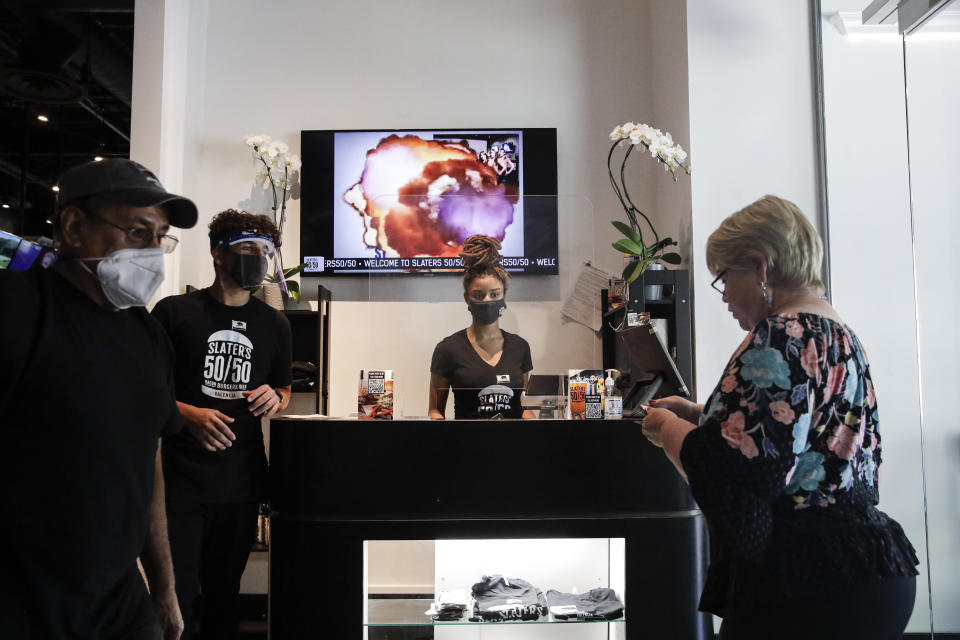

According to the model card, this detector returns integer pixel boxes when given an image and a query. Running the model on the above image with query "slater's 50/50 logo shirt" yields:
[151,289,292,502]
[203,329,254,399]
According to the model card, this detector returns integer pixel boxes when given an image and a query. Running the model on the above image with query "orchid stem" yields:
[258,154,279,219]
[616,139,660,247]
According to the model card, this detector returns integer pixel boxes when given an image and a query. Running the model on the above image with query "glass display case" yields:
[364,537,626,638]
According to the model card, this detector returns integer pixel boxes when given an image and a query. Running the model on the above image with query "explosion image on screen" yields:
[342,134,519,258]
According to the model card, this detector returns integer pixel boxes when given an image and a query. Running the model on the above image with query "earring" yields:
[760,281,773,306]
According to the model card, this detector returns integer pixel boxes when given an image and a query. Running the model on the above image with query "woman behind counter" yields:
[428,235,535,420]
[641,195,918,640]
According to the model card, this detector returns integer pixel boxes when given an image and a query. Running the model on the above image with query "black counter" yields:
[268,418,713,639]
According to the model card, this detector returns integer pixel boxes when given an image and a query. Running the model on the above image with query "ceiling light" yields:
[36,114,49,122]
[51,185,59,192]
[94,156,104,162]
[45,219,53,225]
[1,203,9,209]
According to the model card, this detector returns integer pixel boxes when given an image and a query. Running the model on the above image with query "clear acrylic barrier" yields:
[317,194,601,421]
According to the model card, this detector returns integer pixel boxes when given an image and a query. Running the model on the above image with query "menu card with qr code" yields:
[358,369,394,420]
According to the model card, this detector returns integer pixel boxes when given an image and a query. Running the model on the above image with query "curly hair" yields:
[208,209,281,249]
[460,234,509,292]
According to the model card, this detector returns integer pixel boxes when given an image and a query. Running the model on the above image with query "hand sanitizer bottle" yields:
[604,369,622,419]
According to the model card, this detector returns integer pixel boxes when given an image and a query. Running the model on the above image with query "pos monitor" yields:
[617,324,689,416]
[0,230,56,271]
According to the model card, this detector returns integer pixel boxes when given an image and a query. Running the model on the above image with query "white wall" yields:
[130,0,201,304]
[165,0,692,418]
[686,0,820,401]
[684,4,819,633]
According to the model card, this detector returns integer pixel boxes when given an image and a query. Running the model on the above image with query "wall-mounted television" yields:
[299,128,558,275]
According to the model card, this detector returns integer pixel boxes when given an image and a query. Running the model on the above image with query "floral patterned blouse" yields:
[679,313,918,616]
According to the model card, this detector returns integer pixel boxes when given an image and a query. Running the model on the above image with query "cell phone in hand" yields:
[625,404,648,419]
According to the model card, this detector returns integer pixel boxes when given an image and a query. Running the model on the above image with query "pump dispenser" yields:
[604,369,622,419]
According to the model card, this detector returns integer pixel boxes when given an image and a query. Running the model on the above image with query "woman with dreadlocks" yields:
[428,235,535,420]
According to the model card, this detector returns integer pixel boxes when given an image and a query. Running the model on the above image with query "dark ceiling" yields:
[0,0,133,238]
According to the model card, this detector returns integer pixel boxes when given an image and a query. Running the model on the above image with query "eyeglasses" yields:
[86,210,179,254]
[710,269,727,295]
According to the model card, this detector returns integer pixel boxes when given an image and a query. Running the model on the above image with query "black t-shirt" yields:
[430,329,532,419]
[0,268,180,639]
[152,289,292,503]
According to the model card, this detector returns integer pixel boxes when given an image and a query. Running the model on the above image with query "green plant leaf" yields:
[661,252,682,265]
[623,259,647,283]
[285,279,301,303]
[652,237,677,250]
[612,238,647,257]
[283,263,305,278]
[611,220,642,245]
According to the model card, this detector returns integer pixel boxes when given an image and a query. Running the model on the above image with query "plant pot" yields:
[254,282,285,311]
[643,262,666,301]
[284,295,312,311]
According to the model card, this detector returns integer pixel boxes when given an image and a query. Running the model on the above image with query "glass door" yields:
[819,0,960,634]
[901,1,960,634]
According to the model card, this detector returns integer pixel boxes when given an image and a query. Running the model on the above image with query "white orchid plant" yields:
[244,134,304,301]
[607,121,691,282]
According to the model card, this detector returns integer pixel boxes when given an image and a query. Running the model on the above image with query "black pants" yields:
[718,575,916,640]
[166,501,258,640]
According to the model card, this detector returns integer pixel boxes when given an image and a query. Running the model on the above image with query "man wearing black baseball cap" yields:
[0,158,197,639]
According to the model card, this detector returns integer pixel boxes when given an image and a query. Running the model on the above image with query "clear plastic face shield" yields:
[216,233,284,291]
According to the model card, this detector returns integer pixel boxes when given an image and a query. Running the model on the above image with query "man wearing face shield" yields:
[428,235,535,420]
[150,209,291,640]
[0,158,198,639]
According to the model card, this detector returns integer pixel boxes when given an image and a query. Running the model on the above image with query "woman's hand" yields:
[641,407,676,448]
[648,395,702,424]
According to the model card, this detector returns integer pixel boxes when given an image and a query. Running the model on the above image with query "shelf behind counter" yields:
[268,417,713,640]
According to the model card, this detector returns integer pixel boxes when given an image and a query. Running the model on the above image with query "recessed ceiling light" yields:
[51,185,59,192]
[1,203,9,209]
[45,219,53,225]
[94,156,104,162]
[37,114,49,122]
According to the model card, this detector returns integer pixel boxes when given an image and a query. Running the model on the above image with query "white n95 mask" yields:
[80,247,165,309]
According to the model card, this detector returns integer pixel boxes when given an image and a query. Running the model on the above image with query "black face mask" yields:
[229,253,268,288]
[468,299,506,325]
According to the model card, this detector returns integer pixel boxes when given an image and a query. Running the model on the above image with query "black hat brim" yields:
[101,188,199,229]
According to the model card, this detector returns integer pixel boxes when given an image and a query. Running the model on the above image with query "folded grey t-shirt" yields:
[546,588,624,620]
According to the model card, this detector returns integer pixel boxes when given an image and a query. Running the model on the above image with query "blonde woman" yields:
[641,196,918,639]
[428,235,535,420]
